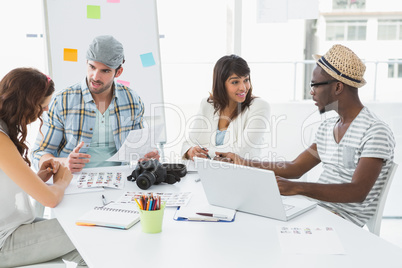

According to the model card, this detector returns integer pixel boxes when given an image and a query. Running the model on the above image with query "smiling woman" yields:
[181,54,271,161]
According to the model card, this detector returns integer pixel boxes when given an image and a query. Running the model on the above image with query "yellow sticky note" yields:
[87,5,101,19]
[64,48,78,62]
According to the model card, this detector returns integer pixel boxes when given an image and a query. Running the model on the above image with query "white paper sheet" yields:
[107,126,162,162]
[277,226,346,255]
[64,174,104,195]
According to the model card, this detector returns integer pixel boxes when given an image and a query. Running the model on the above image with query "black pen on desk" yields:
[195,139,211,159]
[101,194,107,206]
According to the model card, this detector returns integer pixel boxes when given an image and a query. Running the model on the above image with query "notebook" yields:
[76,202,140,229]
[194,158,317,221]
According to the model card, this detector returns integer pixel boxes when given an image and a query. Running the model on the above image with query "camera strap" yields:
[162,163,187,184]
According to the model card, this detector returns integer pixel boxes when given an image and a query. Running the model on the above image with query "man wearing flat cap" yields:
[32,35,159,172]
[217,44,395,227]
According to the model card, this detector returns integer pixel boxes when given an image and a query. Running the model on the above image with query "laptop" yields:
[194,158,317,221]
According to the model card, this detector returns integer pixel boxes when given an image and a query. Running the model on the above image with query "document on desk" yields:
[75,171,125,189]
[64,175,104,195]
[107,126,162,163]
[277,226,345,254]
[173,204,236,222]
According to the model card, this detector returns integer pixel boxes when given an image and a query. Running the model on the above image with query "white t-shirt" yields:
[0,120,35,248]
[314,107,395,226]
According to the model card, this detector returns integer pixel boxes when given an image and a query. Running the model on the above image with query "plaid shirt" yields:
[31,78,144,170]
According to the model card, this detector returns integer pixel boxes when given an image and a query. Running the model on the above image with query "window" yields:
[378,20,402,40]
[333,0,365,9]
[326,20,367,41]
[388,59,402,78]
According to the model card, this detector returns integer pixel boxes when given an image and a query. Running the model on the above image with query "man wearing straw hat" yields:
[217,44,395,227]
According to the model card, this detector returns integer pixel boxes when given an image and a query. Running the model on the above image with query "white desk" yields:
[54,166,402,268]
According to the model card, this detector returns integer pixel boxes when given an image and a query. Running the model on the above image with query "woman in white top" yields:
[182,55,270,160]
[0,68,86,267]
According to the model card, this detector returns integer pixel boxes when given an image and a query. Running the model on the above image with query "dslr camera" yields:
[127,159,186,190]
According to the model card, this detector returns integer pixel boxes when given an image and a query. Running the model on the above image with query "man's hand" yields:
[66,141,91,172]
[139,149,160,162]
[214,152,245,165]
[276,176,299,196]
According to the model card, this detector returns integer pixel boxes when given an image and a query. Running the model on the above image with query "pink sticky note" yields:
[117,80,130,87]
[107,0,120,3]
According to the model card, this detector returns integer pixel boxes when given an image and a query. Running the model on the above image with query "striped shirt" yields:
[314,107,395,226]
[31,78,144,170]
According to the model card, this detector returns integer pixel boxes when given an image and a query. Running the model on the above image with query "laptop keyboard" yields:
[283,204,295,211]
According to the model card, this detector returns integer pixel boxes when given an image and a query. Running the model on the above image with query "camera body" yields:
[127,159,186,190]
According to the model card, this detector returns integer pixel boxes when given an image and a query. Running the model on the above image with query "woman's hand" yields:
[52,164,73,188]
[186,146,210,160]
[37,158,60,182]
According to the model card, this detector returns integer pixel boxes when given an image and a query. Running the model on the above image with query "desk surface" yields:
[54,166,402,268]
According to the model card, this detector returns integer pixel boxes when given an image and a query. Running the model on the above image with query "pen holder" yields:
[139,203,166,233]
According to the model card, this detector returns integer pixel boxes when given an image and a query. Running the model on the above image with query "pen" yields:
[101,194,107,206]
[196,213,228,219]
[187,217,219,222]
[195,139,211,159]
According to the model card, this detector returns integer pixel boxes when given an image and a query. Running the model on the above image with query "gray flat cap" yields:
[86,35,124,69]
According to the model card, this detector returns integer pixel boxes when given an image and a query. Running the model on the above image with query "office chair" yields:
[366,162,398,236]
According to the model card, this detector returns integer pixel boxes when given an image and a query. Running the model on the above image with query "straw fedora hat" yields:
[313,44,366,88]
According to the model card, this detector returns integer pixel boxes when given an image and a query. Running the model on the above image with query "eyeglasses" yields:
[310,80,338,91]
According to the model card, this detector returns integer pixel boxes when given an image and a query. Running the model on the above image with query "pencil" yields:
[134,198,142,210]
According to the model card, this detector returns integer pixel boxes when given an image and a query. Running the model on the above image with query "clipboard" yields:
[173,205,236,222]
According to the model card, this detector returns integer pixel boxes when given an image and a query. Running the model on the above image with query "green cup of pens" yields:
[136,194,165,234]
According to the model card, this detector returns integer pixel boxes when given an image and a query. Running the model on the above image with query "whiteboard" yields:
[43,0,166,143]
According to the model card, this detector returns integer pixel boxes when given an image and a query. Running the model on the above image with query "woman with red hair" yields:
[0,68,86,267]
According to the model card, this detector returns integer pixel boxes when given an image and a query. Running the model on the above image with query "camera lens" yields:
[136,171,156,190]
